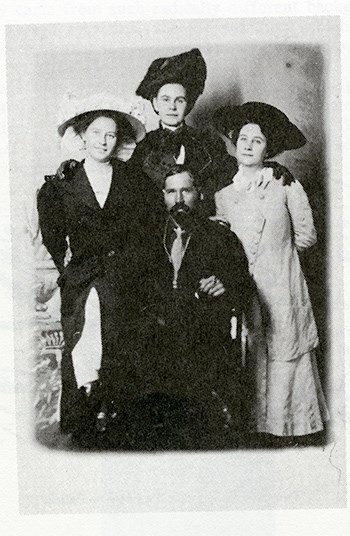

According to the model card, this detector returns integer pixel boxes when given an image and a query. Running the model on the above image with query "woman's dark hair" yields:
[73,110,135,150]
[230,120,285,159]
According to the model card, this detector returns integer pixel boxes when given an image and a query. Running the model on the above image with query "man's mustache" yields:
[170,202,191,215]
[169,203,195,229]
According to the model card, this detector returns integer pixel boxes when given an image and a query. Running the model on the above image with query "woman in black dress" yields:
[37,93,145,439]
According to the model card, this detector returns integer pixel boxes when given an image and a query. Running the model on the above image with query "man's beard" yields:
[169,202,195,229]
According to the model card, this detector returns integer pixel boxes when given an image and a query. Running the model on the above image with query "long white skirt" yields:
[254,348,329,436]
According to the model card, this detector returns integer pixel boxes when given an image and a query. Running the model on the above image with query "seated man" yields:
[127,165,252,449]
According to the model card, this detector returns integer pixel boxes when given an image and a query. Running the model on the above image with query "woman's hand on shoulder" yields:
[208,215,230,229]
[264,161,295,186]
[56,159,79,180]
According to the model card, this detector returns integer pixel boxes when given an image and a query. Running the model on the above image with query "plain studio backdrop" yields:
[5,16,345,513]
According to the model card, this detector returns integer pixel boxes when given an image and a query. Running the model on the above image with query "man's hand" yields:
[56,159,79,180]
[197,275,225,298]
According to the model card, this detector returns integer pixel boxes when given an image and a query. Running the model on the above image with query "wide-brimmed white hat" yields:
[57,91,146,142]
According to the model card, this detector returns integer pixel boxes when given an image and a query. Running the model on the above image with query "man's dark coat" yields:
[129,213,252,417]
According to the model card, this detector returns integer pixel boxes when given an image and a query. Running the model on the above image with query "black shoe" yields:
[95,399,121,434]
[96,411,108,433]
[109,399,118,420]
[211,390,233,429]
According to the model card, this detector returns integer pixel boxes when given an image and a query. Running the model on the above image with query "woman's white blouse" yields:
[83,160,113,208]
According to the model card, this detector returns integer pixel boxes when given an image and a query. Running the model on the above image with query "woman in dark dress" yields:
[37,93,145,439]
[129,48,233,222]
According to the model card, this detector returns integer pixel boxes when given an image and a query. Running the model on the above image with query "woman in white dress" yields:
[214,102,329,443]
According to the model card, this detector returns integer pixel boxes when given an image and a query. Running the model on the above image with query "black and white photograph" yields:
[0,2,348,533]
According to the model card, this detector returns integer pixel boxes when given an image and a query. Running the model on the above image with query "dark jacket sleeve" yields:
[37,178,68,274]
[211,222,253,315]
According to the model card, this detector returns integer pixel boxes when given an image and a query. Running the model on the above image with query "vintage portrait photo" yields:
[2,7,347,528]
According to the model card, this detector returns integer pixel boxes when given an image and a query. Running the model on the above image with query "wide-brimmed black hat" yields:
[136,48,207,111]
[213,102,306,157]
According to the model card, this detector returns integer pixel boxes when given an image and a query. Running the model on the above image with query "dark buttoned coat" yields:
[37,159,142,433]
[129,214,252,415]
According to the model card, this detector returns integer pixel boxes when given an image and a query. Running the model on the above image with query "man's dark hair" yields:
[164,165,200,187]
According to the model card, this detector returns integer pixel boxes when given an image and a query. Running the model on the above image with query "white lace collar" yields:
[232,165,273,192]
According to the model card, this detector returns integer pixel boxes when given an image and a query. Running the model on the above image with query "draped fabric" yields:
[129,123,217,190]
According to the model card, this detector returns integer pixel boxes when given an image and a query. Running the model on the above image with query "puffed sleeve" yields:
[286,179,317,251]
[37,178,68,274]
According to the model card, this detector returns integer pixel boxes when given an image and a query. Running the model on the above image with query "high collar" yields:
[159,121,187,134]
[233,165,273,191]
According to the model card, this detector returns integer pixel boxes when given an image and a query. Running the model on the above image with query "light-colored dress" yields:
[215,166,329,436]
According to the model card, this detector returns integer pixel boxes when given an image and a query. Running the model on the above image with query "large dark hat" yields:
[213,102,306,157]
[136,48,207,110]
